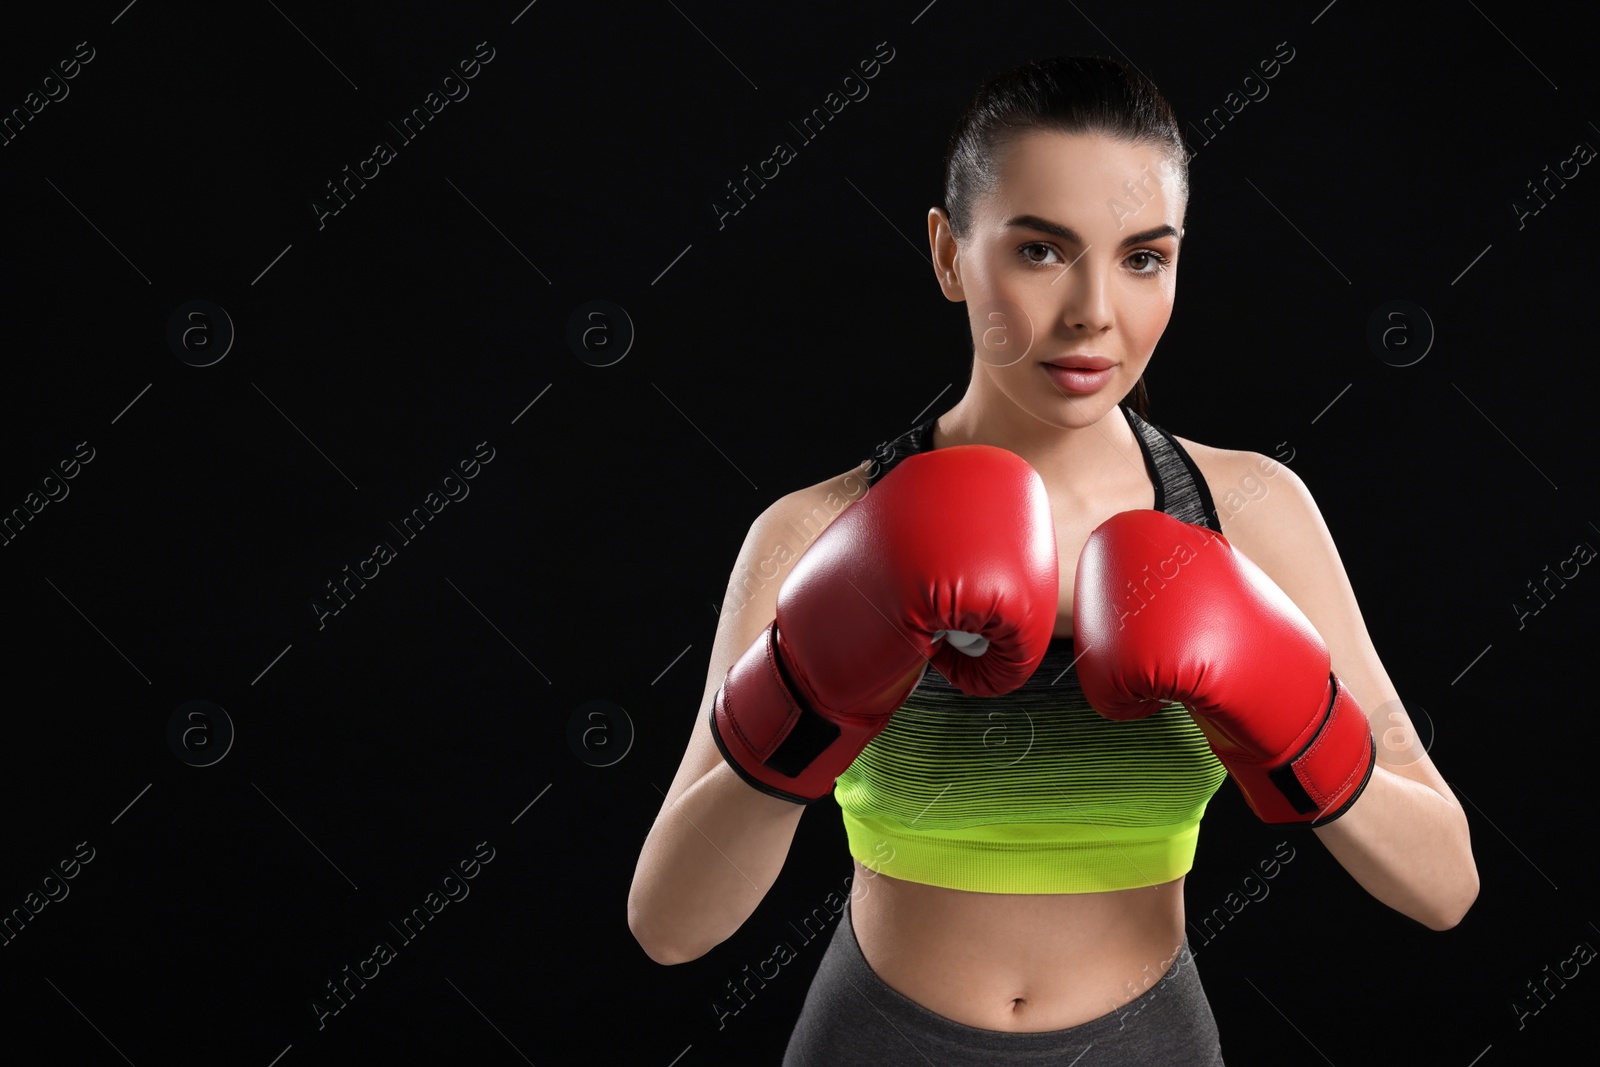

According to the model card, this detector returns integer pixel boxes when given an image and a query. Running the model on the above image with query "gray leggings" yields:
[783,895,1225,1066]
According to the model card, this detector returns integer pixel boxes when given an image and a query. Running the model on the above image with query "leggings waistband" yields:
[782,893,1225,1066]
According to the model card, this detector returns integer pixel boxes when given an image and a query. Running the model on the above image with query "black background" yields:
[1,1,1595,1064]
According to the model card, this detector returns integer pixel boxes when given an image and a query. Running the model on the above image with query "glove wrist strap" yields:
[708,624,849,805]
[1228,673,1377,826]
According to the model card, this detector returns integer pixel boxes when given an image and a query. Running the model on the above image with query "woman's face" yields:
[929,130,1186,428]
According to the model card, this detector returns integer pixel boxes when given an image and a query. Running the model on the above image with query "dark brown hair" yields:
[941,55,1190,422]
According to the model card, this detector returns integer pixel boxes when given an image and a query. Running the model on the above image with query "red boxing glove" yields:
[710,445,1059,804]
[1073,510,1375,826]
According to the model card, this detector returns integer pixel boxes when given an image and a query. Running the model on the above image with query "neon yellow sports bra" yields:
[833,405,1229,894]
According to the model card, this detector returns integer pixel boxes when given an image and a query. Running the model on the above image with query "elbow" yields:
[1416,801,1481,931]
[631,924,702,967]
[1421,866,1480,932]
[628,895,679,965]
[632,931,711,967]
[633,933,694,967]
[1421,902,1472,932]
[628,890,709,966]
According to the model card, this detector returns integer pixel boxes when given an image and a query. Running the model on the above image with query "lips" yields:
[1041,355,1114,371]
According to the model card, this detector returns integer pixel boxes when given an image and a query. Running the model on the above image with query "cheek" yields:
[959,247,1008,292]
[971,298,1040,367]
[1129,287,1175,337]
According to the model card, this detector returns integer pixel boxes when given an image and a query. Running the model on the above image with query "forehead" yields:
[981,130,1183,228]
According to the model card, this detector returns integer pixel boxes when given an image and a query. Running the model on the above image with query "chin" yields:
[1043,381,1121,411]
[1030,398,1113,429]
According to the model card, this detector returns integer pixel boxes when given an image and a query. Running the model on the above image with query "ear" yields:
[927,206,965,302]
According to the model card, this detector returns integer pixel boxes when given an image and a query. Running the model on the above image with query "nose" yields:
[1051,254,1113,332]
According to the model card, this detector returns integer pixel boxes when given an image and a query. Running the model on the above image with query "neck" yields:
[932,390,1144,495]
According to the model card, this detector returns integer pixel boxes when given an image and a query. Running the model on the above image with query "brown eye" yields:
[1017,243,1059,267]
[1128,250,1170,275]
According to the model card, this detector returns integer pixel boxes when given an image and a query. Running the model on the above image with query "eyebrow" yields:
[1005,215,1179,248]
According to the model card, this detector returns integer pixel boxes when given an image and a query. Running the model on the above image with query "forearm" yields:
[1311,765,1478,929]
[628,761,806,964]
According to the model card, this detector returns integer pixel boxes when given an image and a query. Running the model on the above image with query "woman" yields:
[628,55,1478,1065]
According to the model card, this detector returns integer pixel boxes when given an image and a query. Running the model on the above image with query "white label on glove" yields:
[932,629,990,657]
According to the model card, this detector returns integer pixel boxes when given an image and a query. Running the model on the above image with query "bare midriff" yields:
[847,858,1188,1032]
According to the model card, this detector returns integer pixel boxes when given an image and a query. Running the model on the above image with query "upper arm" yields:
[1202,448,1454,798]
[654,464,873,814]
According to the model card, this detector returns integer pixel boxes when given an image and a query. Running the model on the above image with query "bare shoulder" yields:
[1166,432,1268,488]
[747,459,877,562]
[1166,432,1232,468]
[652,459,877,811]
[797,459,878,521]
[738,462,876,588]
[1167,432,1303,545]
